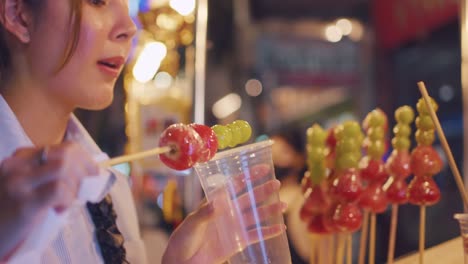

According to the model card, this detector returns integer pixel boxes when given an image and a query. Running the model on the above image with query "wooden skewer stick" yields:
[100,146,172,167]
[417,81,468,208]
[387,204,399,264]
[419,206,426,264]
[310,234,317,264]
[358,210,369,264]
[336,234,346,264]
[369,213,376,264]
[328,234,335,264]
[346,234,352,264]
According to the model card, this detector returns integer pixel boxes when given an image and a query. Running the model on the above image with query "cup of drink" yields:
[454,213,468,264]
[194,140,292,264]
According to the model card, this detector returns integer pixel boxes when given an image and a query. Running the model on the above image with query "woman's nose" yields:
[112,5,137,41]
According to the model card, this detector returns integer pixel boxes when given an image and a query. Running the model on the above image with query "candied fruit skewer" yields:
[299,124,331,264]
[102,120,252,171]
[358,109,389,264]
[408,94,443,264]
[418,82,468,207]
[329,121,365,264]
[385,105,415,264]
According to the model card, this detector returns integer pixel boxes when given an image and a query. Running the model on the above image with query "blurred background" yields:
[75,0,465,263]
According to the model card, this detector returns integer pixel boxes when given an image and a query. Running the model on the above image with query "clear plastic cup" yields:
[454,213,468,264]
[194,140,292,264]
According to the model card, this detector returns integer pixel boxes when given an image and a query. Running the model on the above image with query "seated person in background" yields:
[270,130,309,264]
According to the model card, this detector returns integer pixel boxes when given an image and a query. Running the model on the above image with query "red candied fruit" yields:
[329,169,364,203]
[386,150,412,179]
[189,123,218,162]
[407,176,441,206]
[359,183,389,213]
[410,146,443,177]
[159,124,203,170]
[360,157,388,183]
[386,179,408,204]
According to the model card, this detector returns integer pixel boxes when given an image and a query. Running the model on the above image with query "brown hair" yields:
[0,0,82,81]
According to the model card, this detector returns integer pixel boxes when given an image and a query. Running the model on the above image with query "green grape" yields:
[393,124,411,138]
[391,137,411,151]
[395,106,415,124]
[367,140,385,159]
[308,161,327,185]
[342,121,363,138]
[415,115,435,131]
[368,126,385,141]
[415,129,435,146]
[232,120,252,143]
[336,153,360,170]
[336,139,360,154]
[212,125,232,149]
[307,146,326,161]
[307,124,327,146]
[227,123,241,147]
[334,125,345,141]
[367,109,386,127]
[416,97,438,114]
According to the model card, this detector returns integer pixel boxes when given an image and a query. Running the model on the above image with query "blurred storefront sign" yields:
[373,0,459,50]
[256,35,359,87]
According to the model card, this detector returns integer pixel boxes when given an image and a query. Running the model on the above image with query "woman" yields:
[0,1,284,263]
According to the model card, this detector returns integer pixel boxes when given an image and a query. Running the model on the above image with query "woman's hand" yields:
[0,142,99,259]
[162,165,287,264]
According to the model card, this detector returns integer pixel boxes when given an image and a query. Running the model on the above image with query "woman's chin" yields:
[79,94,114,110]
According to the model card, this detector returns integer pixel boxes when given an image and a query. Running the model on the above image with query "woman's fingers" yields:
[234,179,281,210]
[245,224,287,246]
[230,164,272,194]
[242,201,287,227]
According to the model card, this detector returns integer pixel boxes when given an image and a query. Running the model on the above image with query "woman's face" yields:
[27,0,136,111]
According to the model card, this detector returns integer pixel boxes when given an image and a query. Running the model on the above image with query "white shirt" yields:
[0,96,147,264]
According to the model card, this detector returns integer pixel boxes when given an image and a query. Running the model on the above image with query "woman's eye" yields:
[89,0,107,6]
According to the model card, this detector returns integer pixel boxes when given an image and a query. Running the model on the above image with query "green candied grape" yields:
[368,126,385,141]
[367,140,385,159]
[212,124,232,149]
[336,139,360,155]
[227,123,241,148]
[306,124,327,146]
[391,137,411,151]
[416,97,438,115]
[342,121,363,138]
[232,120,252,143]
[336,152,360,170]
[367,109,386,128]
[393,124,411,138]
[308,161,327,185]
[415,115,435,131]
[416,129,435,146]
[334,125,345,141]
[395,105,415,124]
[307,146,326,161]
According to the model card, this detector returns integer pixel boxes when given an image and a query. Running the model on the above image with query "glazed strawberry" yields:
[299,206,314,222]
[301,173,313,193]
[407,176,441,206]
[330,168,364,203]
[302,183,332,214]
[159,124,203,170]
[332,203,363,232]
[360,157,388,183]
[385,150,411,180]
[386,179,408,204]
[410,145,443,177]
[307,214,330,234]
[359,182,388,213]
[189,123,218,162]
